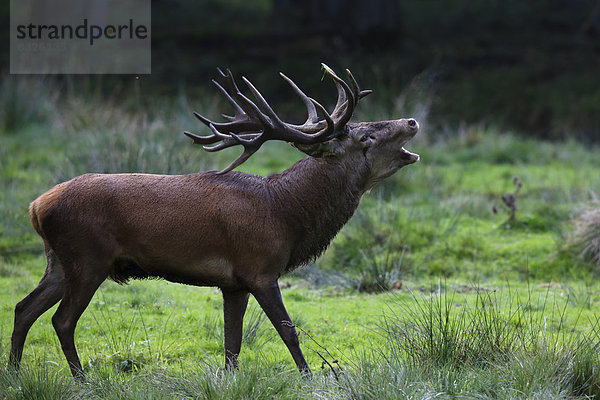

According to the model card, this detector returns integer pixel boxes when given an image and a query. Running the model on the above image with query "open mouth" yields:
[400,147,420,163]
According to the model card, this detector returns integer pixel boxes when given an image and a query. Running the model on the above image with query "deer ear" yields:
[291,141,344,158]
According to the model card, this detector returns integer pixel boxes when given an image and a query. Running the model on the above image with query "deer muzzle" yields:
[399,118,420,164]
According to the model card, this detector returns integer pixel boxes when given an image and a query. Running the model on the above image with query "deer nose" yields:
[406,118,419,135]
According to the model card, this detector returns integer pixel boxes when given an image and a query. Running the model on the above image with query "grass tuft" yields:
[383,286,520,368]
[355,251,405,293]
[0,363,78,400]
[572,207,600,269]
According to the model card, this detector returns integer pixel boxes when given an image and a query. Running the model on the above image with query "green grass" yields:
[3,283,600,398]
[1,77,600,398]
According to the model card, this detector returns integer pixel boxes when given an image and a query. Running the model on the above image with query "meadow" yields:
[1,77,600,399]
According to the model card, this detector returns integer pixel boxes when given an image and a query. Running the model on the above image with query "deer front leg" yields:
[222,290,250,369]
[251,281,312,377]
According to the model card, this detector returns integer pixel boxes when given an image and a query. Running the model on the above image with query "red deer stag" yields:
[10,64,419,379]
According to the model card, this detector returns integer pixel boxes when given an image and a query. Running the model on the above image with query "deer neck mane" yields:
[267,155,370,271]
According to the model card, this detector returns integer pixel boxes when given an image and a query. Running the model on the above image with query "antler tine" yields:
[279,72,320,126]
[216,69,271,129]
[346,69,360,106]
[307,97,335,141]
[216,147,256,175]
[321,64,356,127]
[184,130,219,145]
[185,112,230,144]
[241,76,281,125]
[203,122,266,175]
[194,111,220,134]
[193,78,263,136]
[346,69,373,102]
[216,69,243,112]
[217,73,275,130]
[213,79,245,118]
[193,110,237,134]
[218,68,237,94]
[202,124,256,150]
[184,129,259,146]
[203,131,260,175]
[359,90,373,99]
[332,77,348,116]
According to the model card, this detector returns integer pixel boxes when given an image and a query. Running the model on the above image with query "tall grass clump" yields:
[375,286,600,398]
[354,250,405,293]
[572,207,600,269]
[0,363,78,400]
[382,287,521,368]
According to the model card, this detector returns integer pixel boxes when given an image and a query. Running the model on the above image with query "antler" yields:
[184,63,372,174]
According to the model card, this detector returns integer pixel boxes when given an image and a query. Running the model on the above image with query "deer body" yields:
[34,156,363,287]
[10,66,419,379]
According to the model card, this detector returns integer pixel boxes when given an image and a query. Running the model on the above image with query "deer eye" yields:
[360,134,372,142]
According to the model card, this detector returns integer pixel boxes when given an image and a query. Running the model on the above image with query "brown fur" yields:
[29,181,69,239]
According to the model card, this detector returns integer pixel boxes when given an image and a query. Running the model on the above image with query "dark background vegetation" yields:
[1,0,599,141]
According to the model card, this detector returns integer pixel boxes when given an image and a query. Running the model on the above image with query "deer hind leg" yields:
[251,281,312,377]
[51,261,106,381]
[10,246,65,371]
[222,290,250,369]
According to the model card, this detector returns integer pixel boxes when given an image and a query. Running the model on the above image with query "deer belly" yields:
[143,256,236,287]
